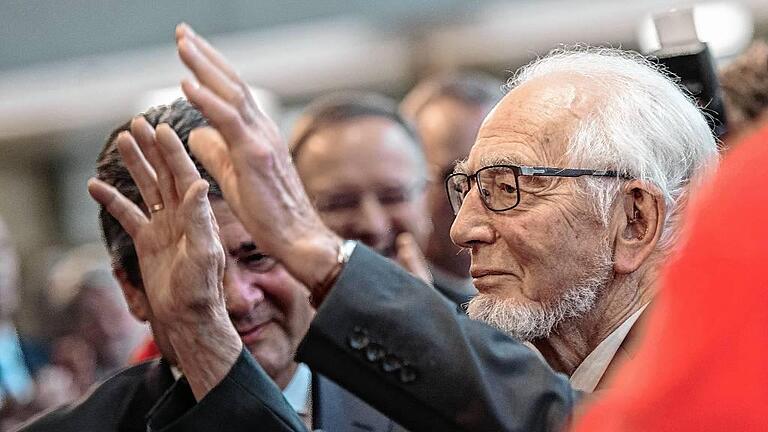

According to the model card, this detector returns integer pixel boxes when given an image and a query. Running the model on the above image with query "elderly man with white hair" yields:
[450,48,718,392]
[82,24,718,432]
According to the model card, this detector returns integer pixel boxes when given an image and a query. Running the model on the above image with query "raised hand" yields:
[175,24,342,297]
[87,117,240,400]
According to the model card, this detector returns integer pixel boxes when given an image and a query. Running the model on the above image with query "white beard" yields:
[466,246,613,341]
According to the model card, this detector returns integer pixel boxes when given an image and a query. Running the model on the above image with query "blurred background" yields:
[0,1,766,418]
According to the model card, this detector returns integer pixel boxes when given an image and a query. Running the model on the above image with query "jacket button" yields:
[348,328,369,350]
[381,354,401,372]
[399,365,417,383]
[365,343,386,362]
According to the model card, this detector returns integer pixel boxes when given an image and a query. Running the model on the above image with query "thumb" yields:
[395,232,432,285]
[189,127,230,184]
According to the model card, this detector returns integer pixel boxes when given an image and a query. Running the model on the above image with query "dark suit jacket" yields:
[18,348,404,432]
[313,374,407,432]
[431,280,473,311]
[18,350,306,432]
[297,244,578,432]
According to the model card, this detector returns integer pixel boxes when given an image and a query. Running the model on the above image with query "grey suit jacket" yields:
[297,244,578,432]
[314,373,407,432]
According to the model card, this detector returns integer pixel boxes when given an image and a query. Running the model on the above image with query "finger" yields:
[182,80,250,147]
[177,24,241,83]
[130,117,178,207]
[178,179,218,251]
[395,232,433,285]
[88,178,148,238]
[177,36,249,116]
[115,132,162,212]
[188,127,233,186]
[156,123,201,198]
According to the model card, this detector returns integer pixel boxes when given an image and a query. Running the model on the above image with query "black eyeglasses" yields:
[445,164,629,215]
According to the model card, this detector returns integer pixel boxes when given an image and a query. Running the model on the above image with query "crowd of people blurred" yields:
[0,233,147,429]
[1,8,768,432]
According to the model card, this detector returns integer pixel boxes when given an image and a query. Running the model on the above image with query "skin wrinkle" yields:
[454,73,659,376]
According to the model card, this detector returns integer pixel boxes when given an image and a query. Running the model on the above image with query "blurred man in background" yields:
[45,245,146,389]
[400,72,502,305]
[291,93,434,288]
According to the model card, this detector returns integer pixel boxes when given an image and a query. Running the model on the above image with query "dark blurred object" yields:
[649,8,728,137]
[720,40,768,147]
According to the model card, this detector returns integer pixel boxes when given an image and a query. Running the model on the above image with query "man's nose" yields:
[356,194,392,248]
[450,187,495,249]
[223,264,264,318]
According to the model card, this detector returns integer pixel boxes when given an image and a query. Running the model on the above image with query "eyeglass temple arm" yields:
[519,166,630,179]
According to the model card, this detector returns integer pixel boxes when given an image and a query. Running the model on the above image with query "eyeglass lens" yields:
[446,166,521,214]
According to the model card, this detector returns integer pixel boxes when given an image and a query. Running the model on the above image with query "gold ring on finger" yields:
[149,203,165,213]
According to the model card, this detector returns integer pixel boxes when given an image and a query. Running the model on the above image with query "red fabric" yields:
[572,126,768,431]
[129,337,160,364]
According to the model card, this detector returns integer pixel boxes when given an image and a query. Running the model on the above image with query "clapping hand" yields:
[87,117,240,400]
[175,24,342,299]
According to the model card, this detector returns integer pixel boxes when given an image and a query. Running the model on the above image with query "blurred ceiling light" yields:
[637,2,754,60]
[136,85,281,122]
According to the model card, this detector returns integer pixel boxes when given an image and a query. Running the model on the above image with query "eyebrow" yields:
[453,153,531,175]
[454,159,470,175]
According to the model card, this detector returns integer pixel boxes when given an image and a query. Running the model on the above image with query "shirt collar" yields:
[171,361,312,415]
[570,303,649,393]
[282,362,312,415]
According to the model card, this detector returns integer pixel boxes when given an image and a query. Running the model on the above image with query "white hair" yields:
[506,47,720,252]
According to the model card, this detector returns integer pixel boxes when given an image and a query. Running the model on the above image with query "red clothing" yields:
[573,126,768,431]
[129,337,160,364]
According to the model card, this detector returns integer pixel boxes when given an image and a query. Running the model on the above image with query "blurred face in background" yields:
[73,283,144,369]
[295,116,431,258]
[414,97,495,275]
[0,217,19,322]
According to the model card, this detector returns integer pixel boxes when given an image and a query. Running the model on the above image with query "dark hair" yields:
[96,98,220,287]
[289,92,420,158]
[400,71,502,120]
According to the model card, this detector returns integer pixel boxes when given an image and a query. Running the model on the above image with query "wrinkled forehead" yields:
[461,75,594,173]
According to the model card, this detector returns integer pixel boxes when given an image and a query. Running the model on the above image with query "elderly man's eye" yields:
[498,183,517,194]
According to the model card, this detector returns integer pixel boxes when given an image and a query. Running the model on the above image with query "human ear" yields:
[613,180,666,274]
[114,269,151,322]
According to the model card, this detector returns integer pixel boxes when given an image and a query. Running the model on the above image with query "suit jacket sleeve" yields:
[146,348,307,432]
[296,244,577,432]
